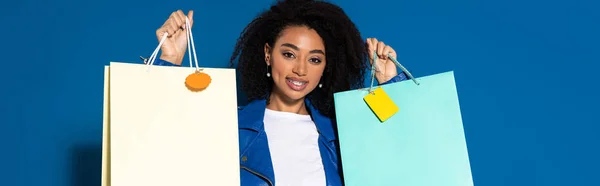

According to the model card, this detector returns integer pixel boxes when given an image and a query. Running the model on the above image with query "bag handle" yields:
[368,50,420,93]
[146,17,200,71]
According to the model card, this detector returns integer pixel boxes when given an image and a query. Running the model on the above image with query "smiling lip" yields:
[286,77,308,91]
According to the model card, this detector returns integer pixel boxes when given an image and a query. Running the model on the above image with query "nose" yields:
[292,60,307,76]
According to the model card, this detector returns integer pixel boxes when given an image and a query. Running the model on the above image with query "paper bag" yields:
[102,62,240,186]
[333,71,473,186]
[102,17,239,186]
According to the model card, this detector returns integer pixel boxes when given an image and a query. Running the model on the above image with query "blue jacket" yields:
[151,58,408,185]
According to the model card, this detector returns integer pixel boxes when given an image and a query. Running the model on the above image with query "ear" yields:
[264,43,271,66]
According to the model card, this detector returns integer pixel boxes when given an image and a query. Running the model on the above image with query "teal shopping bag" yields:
[334,68,473,185]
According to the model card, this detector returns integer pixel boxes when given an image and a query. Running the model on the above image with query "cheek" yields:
[310,66,326,83]
[270,59,291,78]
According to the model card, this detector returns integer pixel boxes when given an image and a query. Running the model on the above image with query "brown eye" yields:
[309,57,322,64]
[282,52,295,58]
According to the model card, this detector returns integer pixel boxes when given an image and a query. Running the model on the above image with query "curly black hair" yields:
[230,0,368,118]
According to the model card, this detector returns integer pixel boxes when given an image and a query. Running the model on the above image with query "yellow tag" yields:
[363,87,399,122]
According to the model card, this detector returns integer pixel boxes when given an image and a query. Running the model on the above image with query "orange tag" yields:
[185,70,211,92]
[363,87,399,122]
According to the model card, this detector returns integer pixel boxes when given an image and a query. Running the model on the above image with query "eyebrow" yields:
[281,43,325,55]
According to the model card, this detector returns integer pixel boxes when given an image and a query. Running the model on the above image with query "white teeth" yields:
[288,79,306,86]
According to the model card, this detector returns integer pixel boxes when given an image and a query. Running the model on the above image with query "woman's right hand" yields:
[156,10,194,65]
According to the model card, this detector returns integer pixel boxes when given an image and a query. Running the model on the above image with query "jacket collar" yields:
[238,98,337,142]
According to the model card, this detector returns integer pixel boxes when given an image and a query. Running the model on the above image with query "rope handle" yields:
[146,17,200,71]
[368,50,420,93]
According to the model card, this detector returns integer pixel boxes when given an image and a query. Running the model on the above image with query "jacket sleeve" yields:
[379,71,409,86]
[151,58,181,67]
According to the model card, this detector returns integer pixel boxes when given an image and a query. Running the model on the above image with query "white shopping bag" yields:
[102,18,240,186]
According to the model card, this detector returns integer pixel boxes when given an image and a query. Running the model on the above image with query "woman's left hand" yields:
[367,38,398,84]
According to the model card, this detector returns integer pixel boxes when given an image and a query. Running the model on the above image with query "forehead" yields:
[275,25,325,50]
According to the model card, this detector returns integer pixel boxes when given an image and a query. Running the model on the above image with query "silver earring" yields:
[266,56,271,77]
[318,83,322,88]
[266,65,271,77]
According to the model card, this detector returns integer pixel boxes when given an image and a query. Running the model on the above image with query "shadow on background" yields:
[70,143,102,186]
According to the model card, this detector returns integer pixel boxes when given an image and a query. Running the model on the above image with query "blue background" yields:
[1,0,598,185]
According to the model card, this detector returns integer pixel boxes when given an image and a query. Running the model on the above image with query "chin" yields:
[283,91,309,101]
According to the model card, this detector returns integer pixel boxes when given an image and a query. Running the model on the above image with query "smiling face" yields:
[265,25,327,103]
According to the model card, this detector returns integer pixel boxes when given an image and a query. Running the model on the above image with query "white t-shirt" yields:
[263,108,326,186]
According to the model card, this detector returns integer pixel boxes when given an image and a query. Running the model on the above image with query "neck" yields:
[266,89,309,115]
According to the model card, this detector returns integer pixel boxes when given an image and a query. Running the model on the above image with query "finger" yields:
[366,38,375,61]
[172,11,185,29]
[371,38,378,52]
[382,45,392,60]
[372,38,379,57]
[179,10,190,28]
[377,41,385,59]
[168,20,180,37]
[187,10,194,28]
[169,17,179,31]
[388,47,397,60]
[157,21,176,38]
[372,38,379,56]
[383,45,396,59]
[156,26,169,40]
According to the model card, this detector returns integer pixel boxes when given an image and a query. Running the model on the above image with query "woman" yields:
[151,0,409,185]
